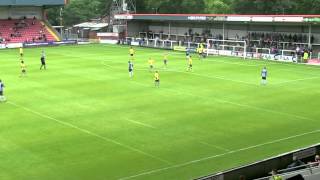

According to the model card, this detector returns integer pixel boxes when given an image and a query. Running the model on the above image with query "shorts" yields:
[150,65,153,69]
[262,77,266,80]
[129,69,133,72]
[22,69,26,73]
[130,54,134,57]
[20,53,23,56]
[41,61,46,65]
[155,80,160,83]
[0,91,3,96]
[164,60,167,64]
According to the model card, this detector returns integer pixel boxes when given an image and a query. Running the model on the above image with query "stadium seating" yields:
[0,19,57,43]
[255,164,320,180]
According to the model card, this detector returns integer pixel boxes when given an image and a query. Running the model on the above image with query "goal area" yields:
[206,39,247,59]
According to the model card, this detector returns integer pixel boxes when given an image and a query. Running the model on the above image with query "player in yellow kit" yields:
[129,47,135,60]
[187,56,193,71]
[19,47,23,57]
[154,71,160,87]
[163,53,168,68]
[148,58,155,72]
[20,60,27,77]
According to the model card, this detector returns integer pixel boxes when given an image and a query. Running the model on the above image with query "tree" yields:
[204,0,233,14]
[46,0,320,27]
[47,0,107,26]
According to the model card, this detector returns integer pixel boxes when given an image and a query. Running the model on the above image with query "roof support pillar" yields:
[308,24,312,49]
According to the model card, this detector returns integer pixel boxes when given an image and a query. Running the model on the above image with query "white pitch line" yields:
[129,78,316,123]
[207,59,261,67]
[124,117,157,129]
[119,128,320,180]
[273,76,320,86]
[199,141,231,152]
[204,57,320,76]
[7,101,172,165]
[167,69,258,86]
[101,60,258,86]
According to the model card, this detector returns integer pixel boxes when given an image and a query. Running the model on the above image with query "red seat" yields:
[0,19,57,43]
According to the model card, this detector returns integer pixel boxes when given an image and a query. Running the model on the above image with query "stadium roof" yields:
[114,14,320,23]
[74,22,108,30]
[0,0,66,6]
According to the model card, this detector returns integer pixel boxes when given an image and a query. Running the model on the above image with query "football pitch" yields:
[1,44,320,180]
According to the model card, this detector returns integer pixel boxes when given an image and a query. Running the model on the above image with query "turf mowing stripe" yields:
[119,128,320,180]
[100,62,316,122]
[6,101,172,165]
[101,60,258,86]
[208,58,320,76]
[128,77,316,124]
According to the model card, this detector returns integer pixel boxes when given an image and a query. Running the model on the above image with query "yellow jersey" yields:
[21,63,26,70]
[164,55,168,60]
[148,59,154,65]
[154,72,159,80]
[303,52,309,60]
[19,48,23,54]
[200,43,204,49]
[188,57,193,65]
[129,49,135,55]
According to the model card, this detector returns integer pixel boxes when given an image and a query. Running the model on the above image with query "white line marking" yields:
[119,129,320,180]
[207,59,260,67]
[274,77,320,86]
[166,68,258,86]
[203,56,320,75]
[7,101,171,165]
[199,141,231,152]
[124,117,157,129]
[129,79,316,123]
[101,60,258,86]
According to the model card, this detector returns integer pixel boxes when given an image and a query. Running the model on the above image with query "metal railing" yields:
[255,162,320,180]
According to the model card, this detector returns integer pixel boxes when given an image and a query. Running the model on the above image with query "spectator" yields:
[239,175,246,180]
[309,155,320,166]
[270,169,283,180]
[32,16,36,25]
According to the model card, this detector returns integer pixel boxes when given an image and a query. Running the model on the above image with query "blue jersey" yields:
[186,50,190,56]
[261,69,267,78]
[0,82,4,91]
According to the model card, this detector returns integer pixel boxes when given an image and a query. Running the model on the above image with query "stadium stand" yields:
[0,18,57,43]
[0,0,64,45]
[255,163,320,180]
[115,14,320,63]
[196,144,320,180]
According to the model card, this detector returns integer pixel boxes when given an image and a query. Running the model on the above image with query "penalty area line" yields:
[273,76,320,86]
[7,101,172,165]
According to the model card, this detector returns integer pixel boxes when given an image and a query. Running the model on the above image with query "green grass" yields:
[1,44,320,180]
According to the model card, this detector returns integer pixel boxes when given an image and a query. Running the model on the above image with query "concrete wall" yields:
[0,6,43,19]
